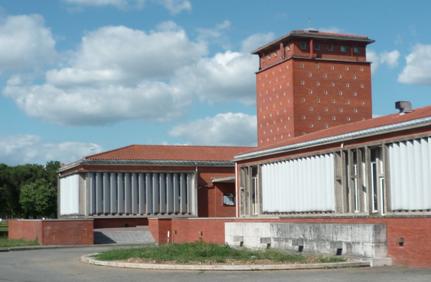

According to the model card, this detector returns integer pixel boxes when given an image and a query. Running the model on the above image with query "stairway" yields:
[94,226,155,245]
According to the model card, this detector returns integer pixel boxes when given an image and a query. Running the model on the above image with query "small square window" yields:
[353,47,360,54]
[314,43,320,51]
[223,193,235,206]
[299,41,307,50]
[340,46,348,53]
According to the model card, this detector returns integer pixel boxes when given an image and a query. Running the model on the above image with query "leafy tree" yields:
[19,179,57,218]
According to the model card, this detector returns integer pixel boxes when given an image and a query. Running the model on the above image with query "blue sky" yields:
[0,0,430,165]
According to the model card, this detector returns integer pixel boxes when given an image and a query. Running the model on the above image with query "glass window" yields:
[353,47,360,54]
[314,43,321,51]
[299,41,307,50]
[340,46,348,53]
[223,193,235,206]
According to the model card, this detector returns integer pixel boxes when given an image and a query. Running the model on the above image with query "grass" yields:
[0,237,38,248]
[95,242,345,264]
[0,222,7,232]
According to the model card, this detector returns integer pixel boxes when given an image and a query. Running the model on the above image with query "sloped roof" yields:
[236,105,431,160]
[85,144,252,162]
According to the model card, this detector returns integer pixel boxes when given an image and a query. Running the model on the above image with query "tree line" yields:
[0,161,60,219]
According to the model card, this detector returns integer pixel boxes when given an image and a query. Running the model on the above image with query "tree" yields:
[19,179,57,218]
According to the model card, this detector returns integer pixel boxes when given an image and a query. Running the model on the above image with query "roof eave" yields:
[235,116,431,161]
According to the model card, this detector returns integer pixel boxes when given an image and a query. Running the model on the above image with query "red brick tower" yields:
[253,30,374,147]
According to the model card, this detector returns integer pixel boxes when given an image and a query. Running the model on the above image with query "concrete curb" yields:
[0,243,154,253]
[81,253,370,271]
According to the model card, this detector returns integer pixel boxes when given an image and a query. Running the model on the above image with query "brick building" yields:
[58,145,250,225]
[13,29,430,267]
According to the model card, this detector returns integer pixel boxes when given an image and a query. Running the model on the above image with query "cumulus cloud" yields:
[64,0,128,8]
[170,112,257,146]
[3,20,260,125]
[64,0,191,13]
[0,135,102,165]
[0,14,56,73]
[159,0,191,14]
[241,32,275,53]
[173,51,257,104]
[367,50,400,72]
[398,44,431,85]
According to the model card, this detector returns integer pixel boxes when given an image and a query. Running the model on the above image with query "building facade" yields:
[58,145,249,221]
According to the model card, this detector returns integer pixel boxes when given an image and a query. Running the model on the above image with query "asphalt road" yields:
[1,246,431,282]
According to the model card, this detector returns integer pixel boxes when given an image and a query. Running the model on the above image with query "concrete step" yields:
[94,227,155,245]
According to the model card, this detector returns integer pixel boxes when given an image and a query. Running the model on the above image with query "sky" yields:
[0,0,430,165]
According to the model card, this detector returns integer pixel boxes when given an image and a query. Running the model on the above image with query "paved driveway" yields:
[1,246,431,282]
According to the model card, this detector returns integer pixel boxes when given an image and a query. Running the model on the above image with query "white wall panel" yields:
[60,174,80,215]
[389,137,431,211]
[261,153,335,213]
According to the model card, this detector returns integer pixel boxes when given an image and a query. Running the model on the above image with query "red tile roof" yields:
[238,105,431,156]
[85,145,252,162]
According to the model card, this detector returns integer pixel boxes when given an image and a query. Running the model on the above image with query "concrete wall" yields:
[147,216,431,267]
[8,219,93,245]
[225,222,387,258]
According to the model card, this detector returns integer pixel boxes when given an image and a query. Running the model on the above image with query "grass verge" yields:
[95,242,345,264]
[0,237,38,248]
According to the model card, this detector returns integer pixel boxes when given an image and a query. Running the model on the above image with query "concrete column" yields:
[131,173,138,215]
[89,173,96,215]
[138,173,145,215]
[124,173,131,214]
[145,173,153,214]
[166,174,173,214]
[103,172,110,214]
[187,174,193,214]
[180,173,187,214]
[152,173,160,214]
[117,173,124,214]
[159,173,166,214]
[110,173,117,214]
[173,173,179,214]
[96,172,103,214]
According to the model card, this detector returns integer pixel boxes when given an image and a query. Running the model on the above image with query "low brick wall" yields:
[8,220,43,242]
[147,216,431,268]
[8,219,94,245]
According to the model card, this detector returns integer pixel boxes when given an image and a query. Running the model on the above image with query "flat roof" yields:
[253,29,375,54]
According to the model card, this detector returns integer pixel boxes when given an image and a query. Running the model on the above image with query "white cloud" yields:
[197,20,231,43]
[241,32,275,53]
[398,44,431,85]
[4,77,184,125]
[3,21,261,125]
[64,0,127,8]
[159,0,191,14]
[0,135,102,165]
[173,51,258,104]
[0,15,56,73]
[64,0,191,13]
[367,50,400,72]
[170,112,257,146]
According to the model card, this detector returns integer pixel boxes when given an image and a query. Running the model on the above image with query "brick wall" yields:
[8,219,93,245]
[94,218,148,228]
[147,216,431,268]
[8,220,42,243]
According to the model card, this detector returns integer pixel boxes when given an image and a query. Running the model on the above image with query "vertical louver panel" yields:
[389,137,431,211]
[261,153,335,213]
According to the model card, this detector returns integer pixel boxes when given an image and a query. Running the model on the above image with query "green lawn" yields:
[0,237,38,248]
[95,242,344,264]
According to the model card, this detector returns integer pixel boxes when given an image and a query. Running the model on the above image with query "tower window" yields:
[299,41,307,50]
[353,47,360,54]
[328,44,334,52]
[340,46,348,53]
[314,43,321,51]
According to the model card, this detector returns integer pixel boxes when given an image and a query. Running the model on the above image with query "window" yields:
[223,193,235,206]
[299,41,307,50]
[314,43,321,51]
[340,46,348,53]
[327,44,334,52]
[353,47,360,54]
